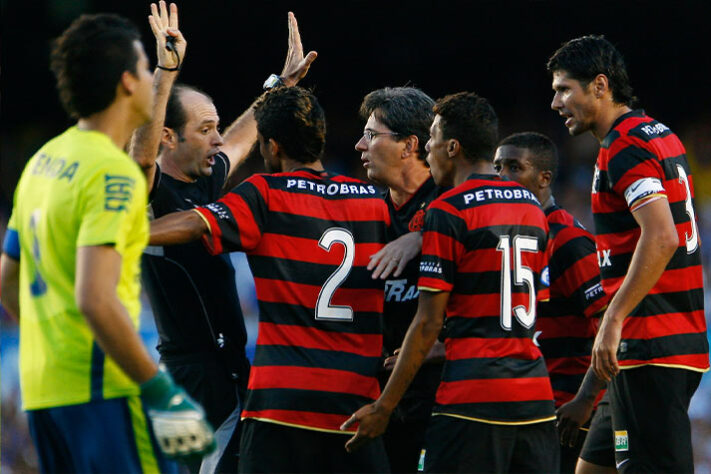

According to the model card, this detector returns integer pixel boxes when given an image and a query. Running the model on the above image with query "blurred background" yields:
[2,0,710,471]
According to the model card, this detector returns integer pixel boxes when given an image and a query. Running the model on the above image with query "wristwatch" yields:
[263,74,285,90]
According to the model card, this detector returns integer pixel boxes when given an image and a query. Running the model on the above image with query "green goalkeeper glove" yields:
[141,368,216,462]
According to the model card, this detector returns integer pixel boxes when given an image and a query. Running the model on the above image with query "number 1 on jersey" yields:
[497,235,538,330]
[29,209,48,297]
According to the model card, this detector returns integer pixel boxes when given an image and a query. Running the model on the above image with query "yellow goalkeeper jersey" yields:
[8,126,148,410]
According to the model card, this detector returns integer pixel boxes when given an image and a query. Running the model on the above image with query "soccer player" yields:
[0,12,213,473]
[354,86,445,473]
[344,91,559,473]
[548,35,709,473]
[494,132,609,473]
[148,86,392,473]
[129,4,316,471]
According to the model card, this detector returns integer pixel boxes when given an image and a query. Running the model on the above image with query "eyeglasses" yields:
[362,129,401,142]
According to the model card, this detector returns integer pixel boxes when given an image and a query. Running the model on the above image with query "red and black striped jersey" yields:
[418,174,555,424]
[592,109,708,372]
[537,204,609,407]
[195,168,391,433]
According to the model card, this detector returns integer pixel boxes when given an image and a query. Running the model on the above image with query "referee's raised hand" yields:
[149,1,186,72]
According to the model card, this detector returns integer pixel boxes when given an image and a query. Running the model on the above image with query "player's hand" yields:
[141,369,215,463]
[341,401,392,453]
[149,1,186,71]
[368,231,422,279]
[279,12,317,87]
[556,396,594,447]
[591,315,622,382]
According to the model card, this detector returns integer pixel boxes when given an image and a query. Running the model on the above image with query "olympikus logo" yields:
[640,123,669,136]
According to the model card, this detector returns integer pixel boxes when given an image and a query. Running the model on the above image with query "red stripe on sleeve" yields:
[196,207,223,255]
[421,231,465,262]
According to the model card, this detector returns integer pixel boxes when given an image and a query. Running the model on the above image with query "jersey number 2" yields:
[496,235,538,330]
[315,227,355,321]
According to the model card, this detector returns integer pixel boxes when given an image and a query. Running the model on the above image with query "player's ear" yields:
[447,139,459,157]
[161,127,177,149]
[539,169,553,189]
[402,135,419,159]
[119,70,138,95]
[268,138,281,157]
[592,74,610,98]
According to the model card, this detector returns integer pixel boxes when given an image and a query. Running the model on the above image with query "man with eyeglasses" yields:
[354,87,445,473]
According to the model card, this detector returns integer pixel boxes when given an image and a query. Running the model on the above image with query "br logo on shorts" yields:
[614,430,629,452]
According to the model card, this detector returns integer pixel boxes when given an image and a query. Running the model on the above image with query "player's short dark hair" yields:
[547,35,637,106]
[165,84,215,135]
[50,13,141,119]
[359,87,435,161]
[254,87,326,164]
[433,92,498,163]
[499,132,559,182]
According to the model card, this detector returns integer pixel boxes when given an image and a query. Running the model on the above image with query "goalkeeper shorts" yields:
[27,395,177,474]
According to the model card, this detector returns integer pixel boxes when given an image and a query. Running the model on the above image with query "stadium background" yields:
[1,0,710,471]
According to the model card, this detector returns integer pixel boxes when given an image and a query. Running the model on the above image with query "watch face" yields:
[263,74,283,90]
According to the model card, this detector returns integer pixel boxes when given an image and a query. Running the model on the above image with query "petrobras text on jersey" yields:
[286,179,377,196]
[463,187,539,206]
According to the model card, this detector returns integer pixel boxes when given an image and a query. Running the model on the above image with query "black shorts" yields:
[238,419,390,473]
[579,396,615,468]
[383,415,430,473]
[559,428,587,474]
[422,415,559,473]
[162,353,244,473]
[583,365,701,473]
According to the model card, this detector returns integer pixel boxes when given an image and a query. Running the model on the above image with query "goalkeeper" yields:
[0,10,213,473]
